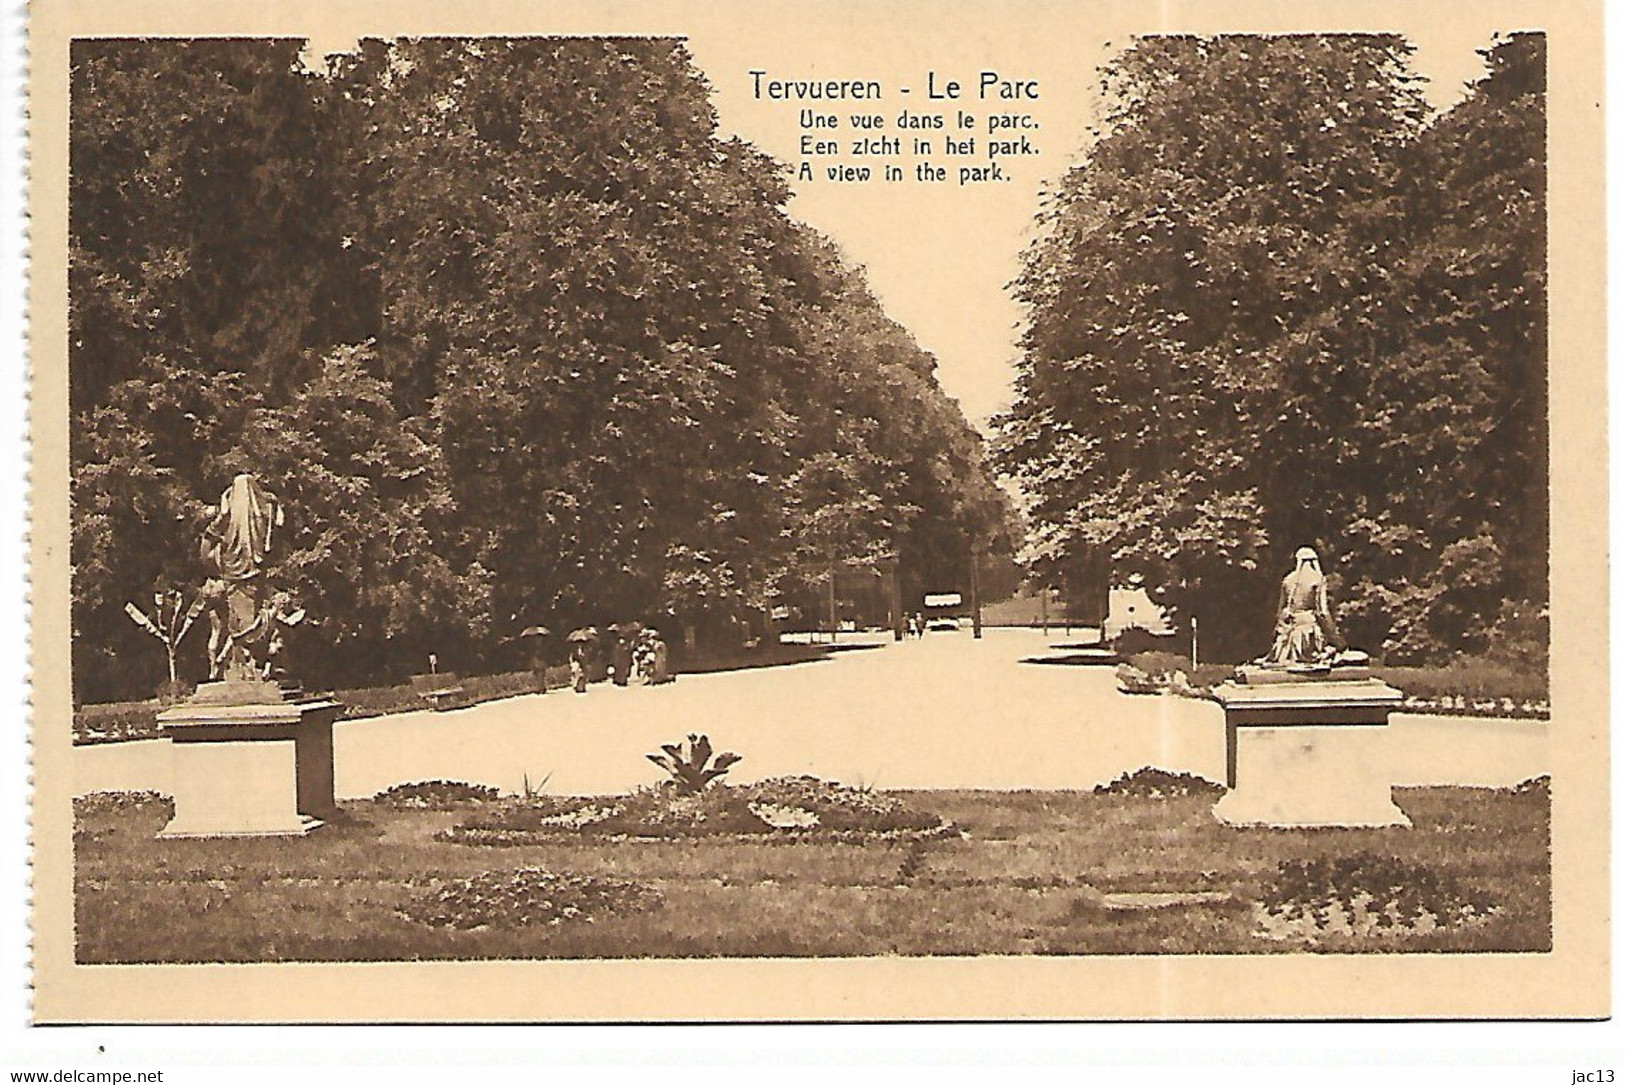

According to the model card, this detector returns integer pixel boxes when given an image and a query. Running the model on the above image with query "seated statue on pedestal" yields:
[1263,546,1346,668]
[1215,548,1405,827]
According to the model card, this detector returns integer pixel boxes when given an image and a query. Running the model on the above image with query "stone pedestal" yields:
[1211,673,1409,828]
[156,681,340,838]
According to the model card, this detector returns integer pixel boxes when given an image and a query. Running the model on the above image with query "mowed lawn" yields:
[75,783,1550,962]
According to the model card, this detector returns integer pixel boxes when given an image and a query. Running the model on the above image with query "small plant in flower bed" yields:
[372,780,501,808]
[442,776,948,843]
[1093,767,1224,799]
[646,733,742,794]
[398,867,662,930]
[1254,853,1498,943]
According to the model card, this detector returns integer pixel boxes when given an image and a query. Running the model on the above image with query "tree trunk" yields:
[827,564,838,643]
[888,561,904,641]
[970,546,983,640]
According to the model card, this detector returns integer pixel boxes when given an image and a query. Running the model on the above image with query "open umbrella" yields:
[518,626,550,639]
[567,626,599,643]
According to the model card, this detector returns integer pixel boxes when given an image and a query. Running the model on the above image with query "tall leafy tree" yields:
[70,35,1013,699]
[1323,34,1548,659]
[999,33,1546,664]
[69,40,345,696]
[328,38,806,641]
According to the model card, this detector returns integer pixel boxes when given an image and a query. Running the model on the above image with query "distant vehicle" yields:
[926,616,961,632]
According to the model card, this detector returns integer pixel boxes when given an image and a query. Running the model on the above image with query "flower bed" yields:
[373,781,501,808]
[1396,695,1549,720]
[74,790,174,820]
[1253,853,1499,943]
[441,776,951,844]
[398,867,662,930]
[1093,767,1223,800]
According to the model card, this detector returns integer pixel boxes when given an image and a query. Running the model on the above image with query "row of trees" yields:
[998,33,1547,664]
[71,37,1012,702]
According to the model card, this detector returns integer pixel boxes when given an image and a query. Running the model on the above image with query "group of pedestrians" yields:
[905,612,926,639]
[567,623,672,694]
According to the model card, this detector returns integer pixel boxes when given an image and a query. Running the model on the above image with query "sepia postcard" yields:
[28,0,1607,1022]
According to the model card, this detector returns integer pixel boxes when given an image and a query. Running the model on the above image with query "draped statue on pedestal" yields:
[198,474,302,682]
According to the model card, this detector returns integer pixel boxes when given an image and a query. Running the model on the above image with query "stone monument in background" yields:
[1209,546,1409,828]
[156,474,339,837]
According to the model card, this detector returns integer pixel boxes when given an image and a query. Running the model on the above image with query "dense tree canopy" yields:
[998,34,1546,663]
[70,37,1010,700]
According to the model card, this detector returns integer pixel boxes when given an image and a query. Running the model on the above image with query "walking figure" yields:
[567,627,598,693]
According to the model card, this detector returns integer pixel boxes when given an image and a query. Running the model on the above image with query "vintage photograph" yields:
[29,0,1606,1022]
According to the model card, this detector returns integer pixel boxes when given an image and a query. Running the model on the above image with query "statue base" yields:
[155,686,340,838]
[1232,662,1371,684]
[1211,676,1409,829]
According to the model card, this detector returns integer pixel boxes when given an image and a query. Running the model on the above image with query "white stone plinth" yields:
[1211,677,1409,829]
[156,695,339,838]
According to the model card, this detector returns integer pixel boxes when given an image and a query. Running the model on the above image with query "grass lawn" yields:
[75,782,1550,963]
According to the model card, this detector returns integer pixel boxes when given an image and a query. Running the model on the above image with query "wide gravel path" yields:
[73,628,1548,798]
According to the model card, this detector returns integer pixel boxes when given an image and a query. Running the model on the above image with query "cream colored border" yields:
[29,0,1607,1022]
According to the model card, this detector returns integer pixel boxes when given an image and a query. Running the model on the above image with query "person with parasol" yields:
[517,624,550,691]
[567,626,598,693]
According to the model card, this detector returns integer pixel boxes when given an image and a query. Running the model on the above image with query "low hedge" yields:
[1373,662,1548,705]
[73,701,162,745]
[73,667,568,745]
[332,668,557,721]
[1121,651,1548,718]
[1129,650,1546,701]
[1124,652,1233,689]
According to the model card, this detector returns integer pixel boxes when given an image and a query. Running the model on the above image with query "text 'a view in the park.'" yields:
[36,4,1601,1023]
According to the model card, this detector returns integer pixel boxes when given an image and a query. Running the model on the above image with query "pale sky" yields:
[686,7,1504,429]
[304,3,1519,429]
